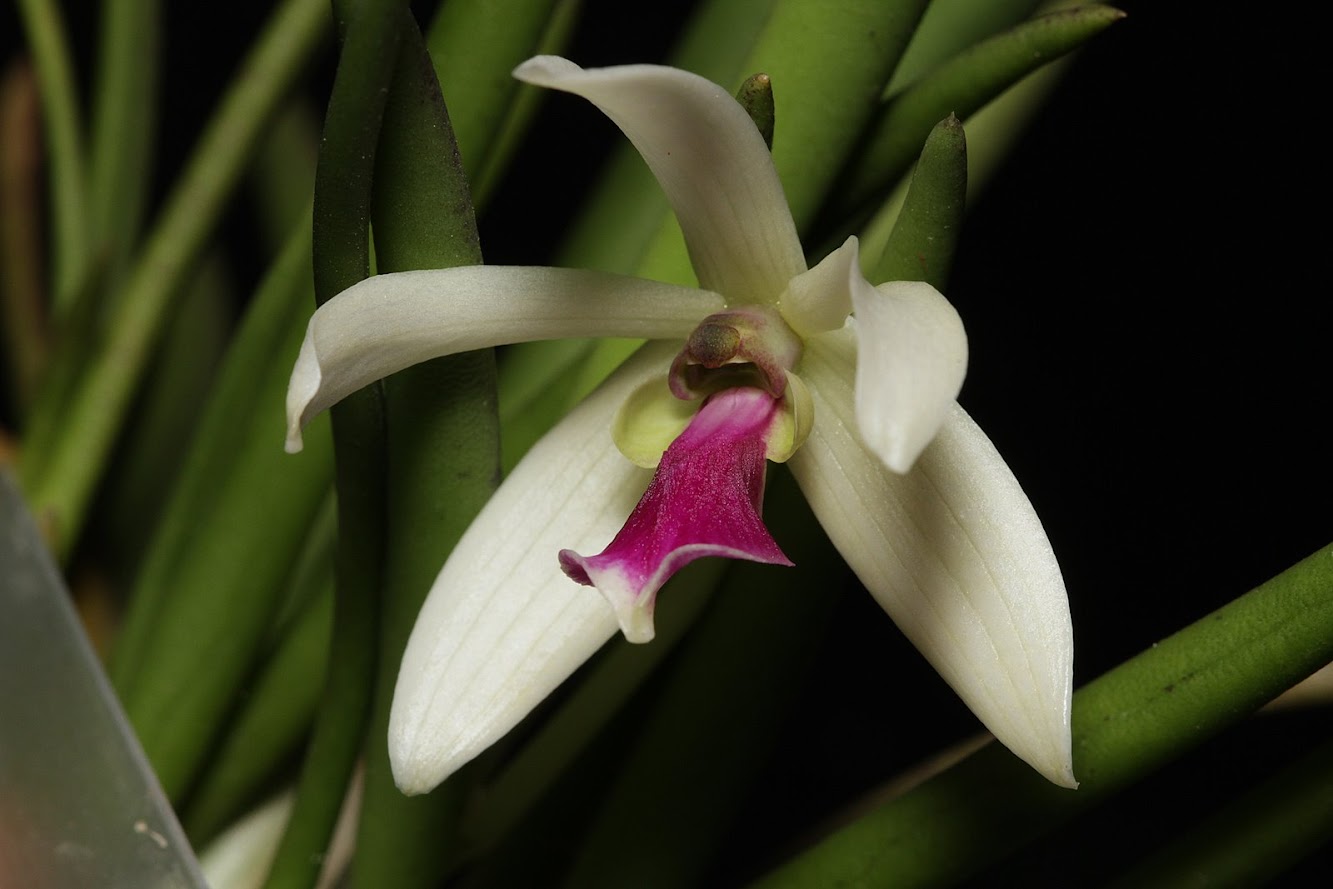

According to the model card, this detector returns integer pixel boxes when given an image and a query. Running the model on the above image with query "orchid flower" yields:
[284,56,1076,795]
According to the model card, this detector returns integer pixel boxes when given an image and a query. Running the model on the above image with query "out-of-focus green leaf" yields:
[113,229,332,803]
[468,0,583,207]
[249,100,320,253]
[109,223,314,693]
[827,5,1124,225]
[885,0,1043,95]
[183,561,334,845]
[18,0,330,559]
[96,253,231,578]
[496,338,598,473]
[426,0,558,191]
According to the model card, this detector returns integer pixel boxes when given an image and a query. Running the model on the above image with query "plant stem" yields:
[750,542,1333,889]
[19,0,329,558]
[14,0,87,308]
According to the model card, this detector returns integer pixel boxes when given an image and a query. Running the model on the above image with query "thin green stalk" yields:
[349,10,501,886]
[19,0,329,558]
[885,0,1043,95]
[262,0,403,883]
[749,542,1333,889]
[109,222,316,692]
[825,5,1125,226]
[88,0,161,288]
[265,394,381,889]
[184,573,334,844]
[175,496,336,848]
[95,252,231,576]
[14,0,87,308]
[855,54,1074,265]
[742,0,931,232]
[118,279,334,801]
[466,0,583,207]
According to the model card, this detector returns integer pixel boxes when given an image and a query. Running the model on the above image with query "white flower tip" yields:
[284,426,304,455]
[197,792,293,889]
[850,279,967,474]
[975,678,1076,791]
[512,55,583,87]
[559,549,657,643]
[387,705,468,797]
[1028,744,1078,790]
[613,601,657,644]
[1012,711,1077,789]
[389,753,435,797]
[780,237,858,337]
[870,421,928,475]
[284,330,321,455]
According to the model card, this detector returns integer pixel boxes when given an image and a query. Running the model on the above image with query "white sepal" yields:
[514,56,806,305]
[388,345,679,795]
[286,266,722,452]
[792,333,1075,788]
[849,278,967,473]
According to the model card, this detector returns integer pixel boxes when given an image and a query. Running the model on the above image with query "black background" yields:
[4,1,1330,885]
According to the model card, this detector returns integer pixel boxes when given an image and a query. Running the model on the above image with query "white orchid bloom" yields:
[285,56,1076,795]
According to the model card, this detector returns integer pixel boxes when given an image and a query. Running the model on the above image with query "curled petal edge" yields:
[515,56,806,305]
[285,266,723,452]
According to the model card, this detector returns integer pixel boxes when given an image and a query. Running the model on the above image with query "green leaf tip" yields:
[872,113,967,289]
[735,72,775,150]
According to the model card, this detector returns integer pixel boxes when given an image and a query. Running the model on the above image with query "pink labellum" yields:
[559,386,793,642]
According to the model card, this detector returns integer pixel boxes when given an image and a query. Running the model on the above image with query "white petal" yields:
[850,278,967,473]
[514,56,806,304]
[388,344,679,795]
[198,776,360,889]
[792,333,1075,787]
[779,235,858,337]
[286,266,722,452]
[198,793,292,889]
